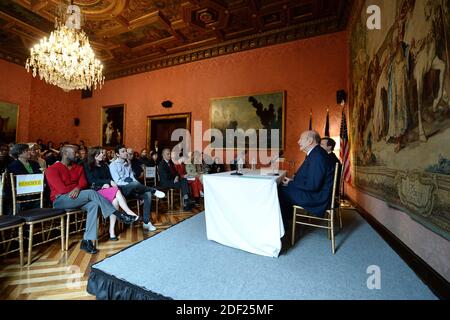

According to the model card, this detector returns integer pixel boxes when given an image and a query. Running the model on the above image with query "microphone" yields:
[230,158,244,176]
[269,154,280,176]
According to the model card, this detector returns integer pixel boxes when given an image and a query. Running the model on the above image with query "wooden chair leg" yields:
[331,223,335,254]
[291,207,297,246]
[41,222,45,243]
[1,230,5,250]
[27,224,33,266]
[66,214,70,251]
[60,217,65,252]
[19,226,24,267]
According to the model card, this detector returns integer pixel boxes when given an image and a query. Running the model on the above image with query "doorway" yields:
[146,113,191,155]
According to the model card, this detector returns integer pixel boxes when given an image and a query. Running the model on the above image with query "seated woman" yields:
[8,143,42,175]
[183,152,204,200]
[84,147,139,241]
[28,143,47,171]
[8,144,42,211]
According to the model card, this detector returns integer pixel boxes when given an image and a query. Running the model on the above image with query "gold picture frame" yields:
[210,90,285,150]
[0,101,19,144]
[100,104,125,148]
[146,113,191,152]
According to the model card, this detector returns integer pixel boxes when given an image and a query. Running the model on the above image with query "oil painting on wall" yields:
[210,91,285,150]
[349,0,450,239]
[101,104,124,148]
[0,102,18,144]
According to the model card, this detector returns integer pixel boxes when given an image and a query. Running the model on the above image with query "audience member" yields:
[174,154,202,206]
[127,148,144,182]
[0,143,13,173]
[109,145,165,232]
[149,150,160,166]
[140,149,153,166]
[28,143,47,171]
[84,147,139,241]
[158,148,194,211]
[46,145,137,254]
[209,157,225,173]
[278,130,335,228]
[8,144,42,175]
[320,137,341,165]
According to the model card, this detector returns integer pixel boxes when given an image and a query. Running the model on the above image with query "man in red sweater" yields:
[46,145,136,254]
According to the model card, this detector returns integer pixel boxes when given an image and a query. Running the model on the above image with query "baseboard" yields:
[344,197,450,300]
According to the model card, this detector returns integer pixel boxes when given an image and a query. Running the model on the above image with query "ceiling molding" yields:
[0,0,351,81]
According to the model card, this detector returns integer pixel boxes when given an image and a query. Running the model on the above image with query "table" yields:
[203,169,286,257]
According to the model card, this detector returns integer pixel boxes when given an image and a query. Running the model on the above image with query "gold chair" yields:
[10,173,65,265]
[155,165,182,213]
[64,208,86,251]
[0,172,25,266]
[143,165,157,187]
[291,162,340,254]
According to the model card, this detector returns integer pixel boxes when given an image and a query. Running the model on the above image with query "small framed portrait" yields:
[101,104,125,148]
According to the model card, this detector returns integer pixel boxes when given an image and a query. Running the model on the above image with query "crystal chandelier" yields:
[25,2,104,91]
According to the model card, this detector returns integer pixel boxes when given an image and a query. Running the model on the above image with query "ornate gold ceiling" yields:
[0,0,351,80]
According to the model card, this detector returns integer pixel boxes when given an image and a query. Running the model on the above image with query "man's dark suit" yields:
[158,159,190,200]
[279,145,335,224]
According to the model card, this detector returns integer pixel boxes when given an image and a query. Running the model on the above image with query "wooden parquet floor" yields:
[0,204,202,300]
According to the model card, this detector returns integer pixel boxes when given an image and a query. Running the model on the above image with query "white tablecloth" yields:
[204,169,286,257]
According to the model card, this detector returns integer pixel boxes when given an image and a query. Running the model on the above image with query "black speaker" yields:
[336,90,346,104]
[74,118,80,126]
[81,88,92,99]
[162,100,173,108]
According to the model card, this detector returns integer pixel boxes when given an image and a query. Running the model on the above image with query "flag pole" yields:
[340,101,345,201]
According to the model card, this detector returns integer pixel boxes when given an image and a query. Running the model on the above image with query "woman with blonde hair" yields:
[28,142,47,171]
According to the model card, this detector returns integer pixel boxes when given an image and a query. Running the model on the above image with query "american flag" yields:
[340,109,351,183]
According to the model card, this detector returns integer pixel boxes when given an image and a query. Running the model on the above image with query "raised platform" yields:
[87,212,436,300]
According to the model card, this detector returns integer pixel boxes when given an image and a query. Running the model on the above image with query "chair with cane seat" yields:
[291,162,340,254]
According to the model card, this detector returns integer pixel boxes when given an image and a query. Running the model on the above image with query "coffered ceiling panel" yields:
[0,0,352,80]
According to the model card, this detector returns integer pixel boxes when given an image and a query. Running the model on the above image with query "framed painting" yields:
[0,101,19,144]
[210,91,285,150]
[101,104,125,148]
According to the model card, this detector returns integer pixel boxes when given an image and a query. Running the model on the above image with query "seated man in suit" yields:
[320,137,341,165]
[158,148,194,211]
[278,130,335,228]
[109,145,165,232]
[46,145,137,254]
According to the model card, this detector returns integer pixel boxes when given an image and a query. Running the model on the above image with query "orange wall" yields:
[0,59,79,144]
[79,31,348,169]
[1,32,348,166]
[28,77,79,144]
[0,59,32,142]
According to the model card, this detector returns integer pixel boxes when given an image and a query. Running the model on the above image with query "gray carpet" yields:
[91,210,437,300]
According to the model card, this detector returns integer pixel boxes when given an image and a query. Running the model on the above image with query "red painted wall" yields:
[0,59,79,144]
[0,59,32,142]
[79,31,348,171]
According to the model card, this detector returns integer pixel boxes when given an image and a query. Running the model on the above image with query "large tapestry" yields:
[349,0,450,240]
